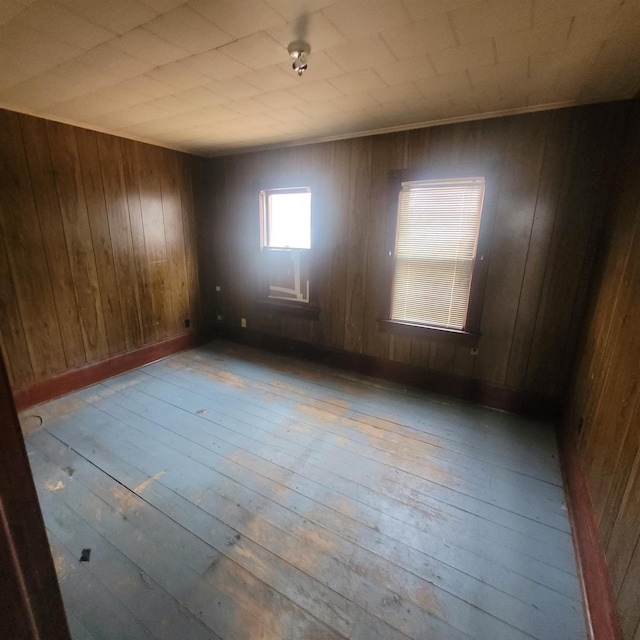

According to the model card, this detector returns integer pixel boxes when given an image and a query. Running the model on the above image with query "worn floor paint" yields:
[24,340,587,640]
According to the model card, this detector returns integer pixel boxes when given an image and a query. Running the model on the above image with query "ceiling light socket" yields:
[287,40,310,76]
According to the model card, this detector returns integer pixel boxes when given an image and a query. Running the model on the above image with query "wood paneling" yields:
[0,110,66,380]
[201,102,630,403]
[47,119,110,364]
[343,136,372,355]
[564,99,640,640]
[0,109,201,392]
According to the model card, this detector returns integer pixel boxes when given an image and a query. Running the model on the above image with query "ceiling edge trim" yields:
[204,93,633,158]
[0,91,633,159]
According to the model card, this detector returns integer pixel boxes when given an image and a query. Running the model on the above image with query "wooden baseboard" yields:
[217,326,561,419]
[557,428,623,640]
[12,333,199,411]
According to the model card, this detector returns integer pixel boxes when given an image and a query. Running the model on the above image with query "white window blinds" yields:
[391,177,485,330]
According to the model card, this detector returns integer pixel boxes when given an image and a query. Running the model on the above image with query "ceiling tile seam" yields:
[54,0,160,37]
[565,15,577,48]
[42,69,175,115]
[447,11,461,48]
[110,25,193,60]
[35,5,291,91]
[529,0,536,31]
[42,68,184,115]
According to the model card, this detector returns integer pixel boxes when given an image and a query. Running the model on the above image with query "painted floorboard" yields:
[23,340,588,640]
[68,385,583,599]
[40,405,575,639]
[97,373,577,570]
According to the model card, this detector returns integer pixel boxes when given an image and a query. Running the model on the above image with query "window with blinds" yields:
[390,177,485,331]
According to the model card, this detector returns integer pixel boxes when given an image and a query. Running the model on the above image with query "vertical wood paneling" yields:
[178,153,202,332]
[230,152,259,329]
[587,220,640,526]
[220,157,241,328]
[526,105,624,397]
[0,109,201,390]
[47,120,110,363]
[135,142,175,342]
[450,105,480,372]
[606,396,640,591]
[327,140,351,351]
[197,156,226,330]
[343,137,372,354]
[363,133,405,361]
[564,99,640,640]
[618,540,640,640]
[0,110,66,379]
[76,128,127,356]
[96,133,144,351]
[309,142,334,348]
[121,138,157,344]
[204,102,630,407]
[0,234,32,387]
[0,330,10,386]
[504,110,572,390]
[474,113,548,386]
[19,115,86,369]
[159,149,191,334]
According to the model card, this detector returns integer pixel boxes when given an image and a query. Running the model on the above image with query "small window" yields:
[262,187,311,249]
[390,177,485,331]
[260,187,311,305]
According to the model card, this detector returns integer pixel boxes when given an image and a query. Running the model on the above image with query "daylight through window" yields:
[261,187,312,304]
[263,188,311,249]
[391,177,485,330]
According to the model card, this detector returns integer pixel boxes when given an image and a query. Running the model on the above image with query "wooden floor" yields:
[22,340,587,640]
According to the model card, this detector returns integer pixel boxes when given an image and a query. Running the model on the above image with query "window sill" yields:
[255,300,320,319]
[378,319,479,346]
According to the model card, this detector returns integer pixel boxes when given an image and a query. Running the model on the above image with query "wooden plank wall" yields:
[564,100,640,640]
[200,101,629,403]
[0,108,202,390]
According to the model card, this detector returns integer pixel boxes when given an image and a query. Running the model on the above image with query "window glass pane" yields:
[267,191,311,249]
[391,177,485,330]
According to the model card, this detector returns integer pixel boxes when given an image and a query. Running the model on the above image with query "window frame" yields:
[379,167,495,344]
[261,186,312,250]
[257,185,319,317]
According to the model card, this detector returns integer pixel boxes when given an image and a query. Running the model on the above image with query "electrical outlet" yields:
[241,318,247,328]
[470,348,478,356]
[215,285,221,292]
[217,314,223,321]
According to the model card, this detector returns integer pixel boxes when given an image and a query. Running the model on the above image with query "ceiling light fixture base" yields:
[287,40,310,76]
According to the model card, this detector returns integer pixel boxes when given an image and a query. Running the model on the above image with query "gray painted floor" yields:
[23,340,588,640]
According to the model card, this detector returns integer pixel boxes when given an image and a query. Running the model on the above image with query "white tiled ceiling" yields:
[0,0,638,156]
